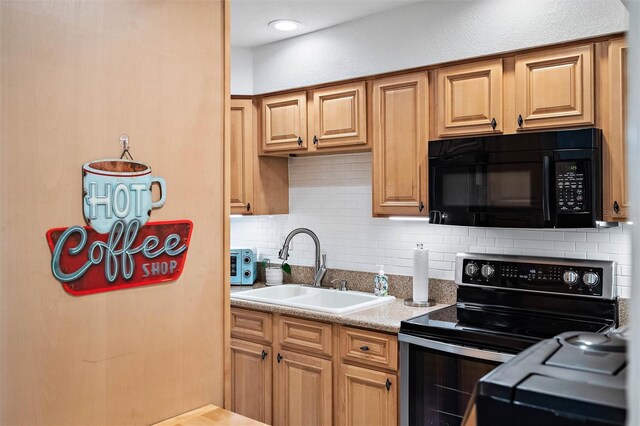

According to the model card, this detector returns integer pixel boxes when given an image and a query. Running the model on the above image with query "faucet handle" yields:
[321,253,326,266]
[331,279,348,291]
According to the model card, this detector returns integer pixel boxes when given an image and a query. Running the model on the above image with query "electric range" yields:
[399,253,618,426]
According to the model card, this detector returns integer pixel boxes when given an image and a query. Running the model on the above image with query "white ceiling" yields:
[231,0,425,47]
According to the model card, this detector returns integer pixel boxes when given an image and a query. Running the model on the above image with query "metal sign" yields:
[46,157,193,295]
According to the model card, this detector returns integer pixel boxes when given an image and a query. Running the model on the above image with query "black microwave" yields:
[428,128,602,228]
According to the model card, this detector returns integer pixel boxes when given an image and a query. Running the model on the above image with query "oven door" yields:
[399,334,515,426]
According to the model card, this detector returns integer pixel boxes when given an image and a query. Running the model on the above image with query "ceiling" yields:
[231,0,425,48]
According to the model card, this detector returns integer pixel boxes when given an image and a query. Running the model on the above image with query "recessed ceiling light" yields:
[269,19,302,32]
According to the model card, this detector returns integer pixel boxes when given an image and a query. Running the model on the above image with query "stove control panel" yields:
[455,253,615,299]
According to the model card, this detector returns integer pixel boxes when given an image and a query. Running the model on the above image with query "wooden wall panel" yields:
[0,1,227,424]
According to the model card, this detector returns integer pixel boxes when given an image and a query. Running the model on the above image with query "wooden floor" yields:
[153,405,267,426]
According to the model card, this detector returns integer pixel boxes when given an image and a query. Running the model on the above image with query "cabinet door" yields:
[274,349,332,426]
[338,364,397,426]
[435,59,503,137]
[230,338,272,424]
[515,44,594,130]
[605,38,629,221]
[310,82,368,151]
[372,72,428,216]
[230,99,254,214]
[262,92,307,153]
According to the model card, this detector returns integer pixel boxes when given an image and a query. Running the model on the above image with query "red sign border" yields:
[46,220,193,296]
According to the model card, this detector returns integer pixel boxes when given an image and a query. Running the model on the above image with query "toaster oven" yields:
[231,248,257,285]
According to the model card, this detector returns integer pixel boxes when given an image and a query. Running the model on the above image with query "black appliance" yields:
[428,128,603,228]
[399,253,618,426]
[475,329,627,426]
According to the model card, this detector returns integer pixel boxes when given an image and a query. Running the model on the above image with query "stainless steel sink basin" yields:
[231,285,395,314]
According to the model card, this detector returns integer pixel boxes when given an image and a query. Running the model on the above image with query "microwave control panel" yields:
[556,161,586,213]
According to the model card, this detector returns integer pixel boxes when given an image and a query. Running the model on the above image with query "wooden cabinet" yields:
[278,316,333,357]
[274,349,333,426]
[230,99,254,213]
[514,44,594,131]
[230,308,275,423]
[229,309,402,426]
[338,364,397,426]
[231,307,273,343]
[309,81,368,151]
[372,72,429,216]
[435,59,503,137]
[260,83,369,156]
[230,98,289,215]
[230,338,272,424]
[337,326,399,426]
[339,326,398,371]
[262,91,308,153]
[603,38,629,221]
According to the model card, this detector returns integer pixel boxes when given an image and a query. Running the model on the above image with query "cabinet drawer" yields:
[278,316,332,357]
[340,326,398,370]
[230,308,272,343]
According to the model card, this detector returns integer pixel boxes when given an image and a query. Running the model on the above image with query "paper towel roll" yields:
[412,244,429,302]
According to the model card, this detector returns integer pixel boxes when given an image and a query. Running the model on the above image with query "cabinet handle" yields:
[261,350,267,360]
[517,114,523,128]
[359,346,370,351]
[419,201,425,212]
[385,379,392,391]
[277,353,282,363]
[491,118,497,130]
[313,135,318,145]
[246,203,251,212]
[614,201,620,214]
[297,136,303,146]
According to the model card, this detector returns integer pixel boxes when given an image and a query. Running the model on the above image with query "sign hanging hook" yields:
[119,134,134,160]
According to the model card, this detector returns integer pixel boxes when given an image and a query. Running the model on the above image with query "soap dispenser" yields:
[374,265,389,297]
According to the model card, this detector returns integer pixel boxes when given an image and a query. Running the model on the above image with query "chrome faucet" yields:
[279,228,327,287]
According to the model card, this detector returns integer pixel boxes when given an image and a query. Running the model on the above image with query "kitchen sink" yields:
[231,285,395,314]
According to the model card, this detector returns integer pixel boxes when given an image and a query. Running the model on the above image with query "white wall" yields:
[231,46,254,95]
[246,0,628,94]
[231,153,633,298]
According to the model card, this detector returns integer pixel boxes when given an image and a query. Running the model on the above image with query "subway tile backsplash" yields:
[231,153,632,298]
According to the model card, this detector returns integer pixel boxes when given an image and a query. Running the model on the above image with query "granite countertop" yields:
[230,283,450,333]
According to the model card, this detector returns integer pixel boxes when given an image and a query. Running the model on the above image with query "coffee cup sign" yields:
[46,156,192,296]
[83,159,166,234]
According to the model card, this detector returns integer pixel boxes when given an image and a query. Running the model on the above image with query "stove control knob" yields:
[480,264,495,279]
[464,262,479,277]
[562,270,579,286]
[582,272,600,287]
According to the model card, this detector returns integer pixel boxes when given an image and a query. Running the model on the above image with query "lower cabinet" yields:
[230,338,272,424]
[229,307,399,426]
[274,349,333,426]
[338,364,398,426]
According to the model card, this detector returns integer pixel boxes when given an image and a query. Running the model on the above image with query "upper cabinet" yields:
[435,59,503,137]
[230,99,254,214]
[231,98,289,215]
[309,81,368,151]
[514,44,594,131]
[372,72,428,217]
[261,91,308,153]
[603,38,629,221]
[260,83,370,156]
[238,36,626,221]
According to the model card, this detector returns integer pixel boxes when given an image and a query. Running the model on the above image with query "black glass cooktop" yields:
[401,304,614,354]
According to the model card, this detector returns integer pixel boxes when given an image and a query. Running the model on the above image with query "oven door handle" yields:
[542,155,552,222]
[399,333,516,363]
